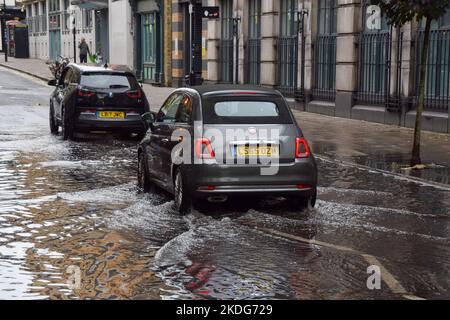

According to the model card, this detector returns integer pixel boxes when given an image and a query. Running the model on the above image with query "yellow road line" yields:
[245,224,426,300]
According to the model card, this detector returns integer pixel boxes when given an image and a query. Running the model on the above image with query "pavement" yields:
[1,57,449,187]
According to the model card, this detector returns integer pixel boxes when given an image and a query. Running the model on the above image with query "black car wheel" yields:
[174,168,192,215]
[138,152,151,192]
[61,107,74,141]
[289,188,317,212]
[49,103,59,134]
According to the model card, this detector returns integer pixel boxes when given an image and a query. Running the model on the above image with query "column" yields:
[260,0,277,86]
[335,0,361,118]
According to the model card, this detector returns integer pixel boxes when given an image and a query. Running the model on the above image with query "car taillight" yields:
[195,138,215,159]
[296,137,310,159]
[78,88,95,97]
[127,90,142,99]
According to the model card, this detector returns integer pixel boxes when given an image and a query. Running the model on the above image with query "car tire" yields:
[49,103,59,134]
[174,168,192,215]
[289,188,317,212]
[138,152,152,192]
[61,107,74,141]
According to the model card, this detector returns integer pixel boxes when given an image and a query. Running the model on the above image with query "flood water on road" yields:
[1,68,450,300]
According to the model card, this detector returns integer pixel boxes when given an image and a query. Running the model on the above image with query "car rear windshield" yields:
[202,97,293,124]
[80,73,138,90]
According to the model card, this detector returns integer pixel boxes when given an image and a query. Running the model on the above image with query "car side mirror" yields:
[47,79,57,86]
[141,112,155,131]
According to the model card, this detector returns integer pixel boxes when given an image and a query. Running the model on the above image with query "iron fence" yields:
[219,39,234,84]
[312,34,336,101]
[247,38,261,85]
[414,29,450,112]
[277,36,299,98]
[356,32,391,105]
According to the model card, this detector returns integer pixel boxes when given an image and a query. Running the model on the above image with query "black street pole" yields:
[73,17,76,63]
[298,9,308,99]
[232,16,240,85]
[3,0,7,62]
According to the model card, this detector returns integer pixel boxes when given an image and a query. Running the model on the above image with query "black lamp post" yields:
[1,0,7,62]
[232,16,241,84]
[73,16,76,63]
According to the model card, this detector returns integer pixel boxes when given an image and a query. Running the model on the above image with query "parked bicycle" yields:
[47,55,70,81]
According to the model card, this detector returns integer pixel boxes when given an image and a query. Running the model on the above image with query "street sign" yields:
[202,6,220,19]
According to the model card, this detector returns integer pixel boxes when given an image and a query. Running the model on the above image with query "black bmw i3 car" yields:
[138,85,318,214]
[48,64,150,140]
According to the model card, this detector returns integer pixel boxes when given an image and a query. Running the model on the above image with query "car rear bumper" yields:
[74,113,145,132]
[182,159,317,198]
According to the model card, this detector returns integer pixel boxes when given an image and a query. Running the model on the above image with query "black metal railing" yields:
[219,39,234,83]
[312,34,336,101]
[277,36,299,98]
[414,29,450,112]
[247,38,261,85]
[356,32,391,105]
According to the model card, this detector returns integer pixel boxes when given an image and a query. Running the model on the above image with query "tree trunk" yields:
[411,18,432,167]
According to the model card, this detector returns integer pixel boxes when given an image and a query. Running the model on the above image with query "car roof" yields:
[185,85,283,98]
[68,63,133,74]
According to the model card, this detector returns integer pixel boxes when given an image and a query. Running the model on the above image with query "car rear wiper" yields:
[109,85,129,89]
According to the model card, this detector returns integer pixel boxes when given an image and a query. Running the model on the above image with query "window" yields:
[278,0,298,94]
[141,12,158,81]
[202,98,293,124]
[49,0,60,13]
[157,94,184,123]
[247,0,261,84]
[313,0,337,101]
[82,10,93,29]
[318,0,337,35]
[356,1,390,105]
[219,0,234,83]
[176,96,193,123]
[415,11,450,111]
[80,74,135,89]
[214,101,279,117]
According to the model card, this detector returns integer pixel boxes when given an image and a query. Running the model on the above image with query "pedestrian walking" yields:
[78,38,90,64]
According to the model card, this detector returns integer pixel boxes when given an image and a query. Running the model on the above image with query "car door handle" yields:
[161,138,170,144]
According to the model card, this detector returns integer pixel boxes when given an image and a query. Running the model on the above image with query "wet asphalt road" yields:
[1,67,450,300]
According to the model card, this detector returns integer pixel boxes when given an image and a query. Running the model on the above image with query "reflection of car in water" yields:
[48,64,150,140]
[138,85,318,215]
[179,215,318,299]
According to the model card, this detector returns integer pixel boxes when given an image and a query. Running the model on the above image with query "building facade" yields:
[23,0,99,61]
[22,0,450,133]
[200,0,450,134]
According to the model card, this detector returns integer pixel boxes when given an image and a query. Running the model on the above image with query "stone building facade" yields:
[202,0,450,133]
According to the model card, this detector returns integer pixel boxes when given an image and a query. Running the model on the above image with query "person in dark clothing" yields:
[78,38,90,63]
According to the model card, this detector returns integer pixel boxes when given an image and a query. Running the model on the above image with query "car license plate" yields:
[97,111,125,119]
[237,146,278,157]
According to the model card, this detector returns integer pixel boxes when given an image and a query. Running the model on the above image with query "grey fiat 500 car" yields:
[138,85,318,214]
